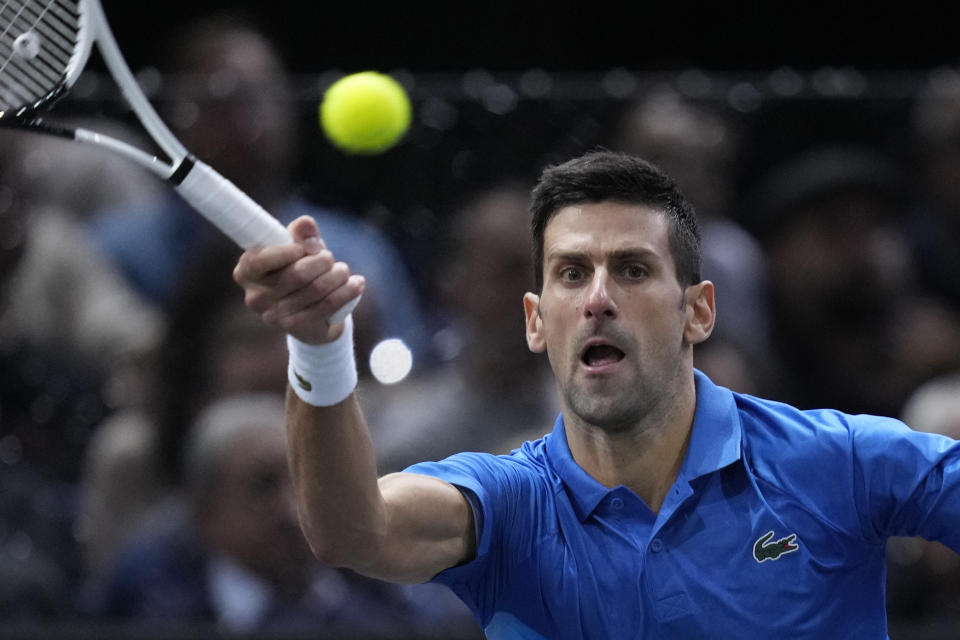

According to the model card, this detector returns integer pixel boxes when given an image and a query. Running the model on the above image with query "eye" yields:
[559,266,585,283]
[623,264,648,279]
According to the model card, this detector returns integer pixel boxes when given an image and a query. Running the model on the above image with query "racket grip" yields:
[175,158,360,324]
[174,159,290,248]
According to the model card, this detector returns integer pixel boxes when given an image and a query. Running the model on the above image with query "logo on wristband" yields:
[293,370,313,391]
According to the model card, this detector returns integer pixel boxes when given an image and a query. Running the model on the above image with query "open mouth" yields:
[581,344,626,368]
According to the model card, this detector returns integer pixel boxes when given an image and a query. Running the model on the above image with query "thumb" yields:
[288,215,325,255]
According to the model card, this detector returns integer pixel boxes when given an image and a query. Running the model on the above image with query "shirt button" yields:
[650,538,664,553]
[611,497,624,510]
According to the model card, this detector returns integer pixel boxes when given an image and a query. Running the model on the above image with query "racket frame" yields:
[1,0,361,321]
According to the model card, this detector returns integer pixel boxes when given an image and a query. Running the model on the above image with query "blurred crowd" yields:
[2,10,960,640]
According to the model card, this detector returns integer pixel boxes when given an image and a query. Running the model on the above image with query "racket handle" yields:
[175,158,360,325]
[174,158,290,248]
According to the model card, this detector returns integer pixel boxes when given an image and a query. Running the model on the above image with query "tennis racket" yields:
[0,0,359,323]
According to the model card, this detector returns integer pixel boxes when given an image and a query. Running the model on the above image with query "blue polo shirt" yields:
[405,371,960,639]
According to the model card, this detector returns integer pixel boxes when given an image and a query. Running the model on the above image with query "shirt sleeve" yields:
[849,415,960,549]
[404,451,538,626]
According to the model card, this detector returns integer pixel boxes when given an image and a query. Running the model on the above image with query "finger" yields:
[241,250,335,314]
[268,260,352,322]
[268,250,338,299]
[275,275,366,339]
[325,275,366,321]
[288,216,326,255]
[234,243,306,285]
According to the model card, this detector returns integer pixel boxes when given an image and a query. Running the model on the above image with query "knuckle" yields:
[315,250,335,269]
[308,277,334,297]
[289,264,314,287]
[330,261,351,281]
[245,290,269,313]
[278,313,303,334]
[260,309,277,327]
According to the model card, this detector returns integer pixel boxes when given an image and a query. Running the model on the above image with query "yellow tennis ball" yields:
[319,71,412,154]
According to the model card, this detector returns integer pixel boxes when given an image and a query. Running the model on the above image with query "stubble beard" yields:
[560,366,662,434]
[559,338,686,435]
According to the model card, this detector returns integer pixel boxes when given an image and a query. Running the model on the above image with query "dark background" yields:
[88,1,960,303]
[101,1,957,73]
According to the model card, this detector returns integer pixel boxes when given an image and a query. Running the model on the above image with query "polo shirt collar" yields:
[682,369,742,480]
[546,414,608,521]
[545,370,742,521]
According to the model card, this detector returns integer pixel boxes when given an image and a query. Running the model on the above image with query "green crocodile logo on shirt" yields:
[753,531,799,563]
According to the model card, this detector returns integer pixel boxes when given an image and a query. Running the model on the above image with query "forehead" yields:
[544,201,671,257]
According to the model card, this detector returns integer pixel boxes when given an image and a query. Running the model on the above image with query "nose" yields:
[583,269,617,319]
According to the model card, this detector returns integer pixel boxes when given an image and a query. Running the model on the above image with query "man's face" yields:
[171,32,296,199]
[201,425,311,584]
[524,202,710,432]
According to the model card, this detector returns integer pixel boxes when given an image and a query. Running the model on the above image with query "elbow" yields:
[299,516,387,572]
[304,537,360,569]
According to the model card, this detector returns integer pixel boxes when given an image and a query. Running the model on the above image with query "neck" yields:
[564,373,697,514]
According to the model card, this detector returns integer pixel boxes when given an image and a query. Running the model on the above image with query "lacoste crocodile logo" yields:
[293,370,313,391]
[753,531,799,563]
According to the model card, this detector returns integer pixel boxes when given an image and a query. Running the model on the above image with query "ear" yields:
[683,280,716,345]
[523,292,546,353]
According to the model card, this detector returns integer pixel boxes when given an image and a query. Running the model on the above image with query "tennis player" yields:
[233,151,960,638]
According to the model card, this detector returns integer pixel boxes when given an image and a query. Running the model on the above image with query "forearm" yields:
[285,388,389,572]
[234,220,472,581]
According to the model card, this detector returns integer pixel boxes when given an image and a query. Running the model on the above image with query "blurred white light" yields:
[482,83,518,115]
[768,67,805,97]
[810,66,867,97]
[420,96,459,131]
[369,339,414,385]
[135,66,164,97]
[727,82,763,113]
[601,67,638,98]
[519,68,552,98]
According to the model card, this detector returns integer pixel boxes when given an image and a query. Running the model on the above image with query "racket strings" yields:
[0,0,81,116]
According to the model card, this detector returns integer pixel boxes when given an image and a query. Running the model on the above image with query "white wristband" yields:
[287,315,358,406]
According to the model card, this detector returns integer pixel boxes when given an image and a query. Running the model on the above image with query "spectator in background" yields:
[905,72,960,308]
[85,11,429,364]
[0,131,164,624]
[150,244,290,486]
[0,128,163,398]
[367,182,557,473]
[80,393,475,637]
[0,121,166,223]
[610,89,772,395]
[745,144,960,416]
[77,242,289,581]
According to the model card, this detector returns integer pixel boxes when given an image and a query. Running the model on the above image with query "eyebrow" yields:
[546,247,661,264]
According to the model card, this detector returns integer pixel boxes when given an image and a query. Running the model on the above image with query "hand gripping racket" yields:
[0,0,360,323]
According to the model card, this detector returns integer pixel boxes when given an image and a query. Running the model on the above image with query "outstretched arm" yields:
[234,216,476,583]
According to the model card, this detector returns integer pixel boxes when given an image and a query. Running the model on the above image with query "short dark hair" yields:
[530,150,702,292]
